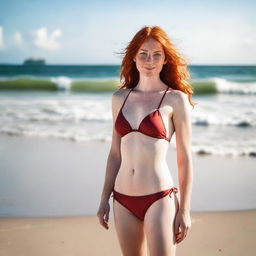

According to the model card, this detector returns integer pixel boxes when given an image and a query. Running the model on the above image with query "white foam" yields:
[213,77,256,94]
[50,76,72,91]
[0,91,255,157]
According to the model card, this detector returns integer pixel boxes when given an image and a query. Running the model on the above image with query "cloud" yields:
[13,32,23,46]
[0,26,5,50]
[33,27,62,50]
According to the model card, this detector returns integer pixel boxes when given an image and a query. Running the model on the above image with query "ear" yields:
[133,57,136,62]
[163,58,167,65]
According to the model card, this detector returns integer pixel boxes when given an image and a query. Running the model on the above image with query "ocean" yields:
[0,64,256,157]
[1,64,256,217]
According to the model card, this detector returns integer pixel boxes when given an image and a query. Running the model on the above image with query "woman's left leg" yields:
[143,192,179,256]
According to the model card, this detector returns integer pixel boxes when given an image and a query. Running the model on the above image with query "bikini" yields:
[114,86,171,142]
[112,86,178,221]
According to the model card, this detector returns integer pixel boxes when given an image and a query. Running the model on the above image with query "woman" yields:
[97,25,194,256]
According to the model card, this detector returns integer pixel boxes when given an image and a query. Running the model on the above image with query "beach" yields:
[0,64,256,255]
[0,210,255,256]
[0,134,256,255]
[0,134,255,217]
[1,0,256,253]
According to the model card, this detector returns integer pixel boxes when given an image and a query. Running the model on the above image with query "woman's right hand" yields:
[97,199,110,230]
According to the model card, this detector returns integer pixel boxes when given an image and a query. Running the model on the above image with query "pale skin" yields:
[97,38,193,256]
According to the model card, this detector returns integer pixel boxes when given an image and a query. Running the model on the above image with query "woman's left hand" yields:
[174,210,192,244]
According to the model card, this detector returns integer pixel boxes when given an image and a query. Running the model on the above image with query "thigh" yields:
[113,199,147,256]
[144,193,179,256]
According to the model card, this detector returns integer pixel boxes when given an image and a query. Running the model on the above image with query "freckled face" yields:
[133,38,167,77]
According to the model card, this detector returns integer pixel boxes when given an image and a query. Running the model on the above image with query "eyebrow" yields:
[140,49,162,52]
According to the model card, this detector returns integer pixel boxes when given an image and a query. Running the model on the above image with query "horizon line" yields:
[0,63,256,66]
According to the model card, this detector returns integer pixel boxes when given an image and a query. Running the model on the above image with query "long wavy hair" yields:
[118,26,195,107]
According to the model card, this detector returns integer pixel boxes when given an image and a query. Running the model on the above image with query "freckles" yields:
[138,55,147,61]
[153,56,164,61]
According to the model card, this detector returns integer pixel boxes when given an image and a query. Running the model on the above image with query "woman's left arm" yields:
[172,90,194,243]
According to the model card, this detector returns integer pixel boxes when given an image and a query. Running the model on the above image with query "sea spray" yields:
[51,76,72,91]
[213,77,256,94]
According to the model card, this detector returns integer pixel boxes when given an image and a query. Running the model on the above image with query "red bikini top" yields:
[115,86,171,142]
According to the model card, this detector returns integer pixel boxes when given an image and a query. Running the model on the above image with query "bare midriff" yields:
[114,132,174,195]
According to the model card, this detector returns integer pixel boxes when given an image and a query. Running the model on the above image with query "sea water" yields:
[0,64,256,157]
[0,64,256,216]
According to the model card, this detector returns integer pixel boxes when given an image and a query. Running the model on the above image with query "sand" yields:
[0,134,255,255]
[0,210,255,256]
[0,134,255,217]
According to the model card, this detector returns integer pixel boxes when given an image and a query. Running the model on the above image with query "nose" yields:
[146,54,153,62]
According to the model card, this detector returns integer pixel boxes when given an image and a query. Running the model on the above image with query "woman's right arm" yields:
[97,90,122,229]
[100,91,122,201]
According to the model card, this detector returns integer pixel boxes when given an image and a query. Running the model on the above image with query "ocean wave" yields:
[191,77,256,95]
[50,76,72,91]
[0,76,119,92]
[0,76,256,95]
[193,117,255,127]
[192,145,256,157]
[0,129,112,143]
[213,77,256,94]
[1,129,255,157]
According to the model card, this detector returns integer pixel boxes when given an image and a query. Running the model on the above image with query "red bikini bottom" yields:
[112,187,178,221]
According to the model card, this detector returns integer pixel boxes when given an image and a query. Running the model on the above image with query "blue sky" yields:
[0,0,255,65]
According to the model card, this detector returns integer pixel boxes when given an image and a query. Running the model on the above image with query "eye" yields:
[140,52,147,55]
[154,53,161,56]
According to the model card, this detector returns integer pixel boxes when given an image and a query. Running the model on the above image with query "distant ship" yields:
[23,58,46,65]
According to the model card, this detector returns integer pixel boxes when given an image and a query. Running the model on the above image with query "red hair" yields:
[118,25,195,107]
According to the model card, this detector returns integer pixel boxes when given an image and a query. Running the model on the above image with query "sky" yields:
[0,0,255,65]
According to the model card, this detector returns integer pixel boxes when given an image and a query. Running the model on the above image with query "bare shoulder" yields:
[167,88,188,101]
[112,88,129,99]
[112,88,130,109]
[167,89,190,109]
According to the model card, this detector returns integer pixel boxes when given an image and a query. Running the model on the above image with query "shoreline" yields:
[0,134,255,255]
[0,133,255,218]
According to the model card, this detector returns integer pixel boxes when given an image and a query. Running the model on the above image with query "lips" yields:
[145,67,155,70]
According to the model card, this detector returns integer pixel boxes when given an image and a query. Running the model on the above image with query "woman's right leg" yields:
[113,199,147,256]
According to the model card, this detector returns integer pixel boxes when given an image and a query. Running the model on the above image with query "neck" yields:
[135,75,166,92]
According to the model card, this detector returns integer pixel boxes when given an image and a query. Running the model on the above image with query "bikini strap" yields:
[169,187,178,198]
[120,87,134,110]
[157,87,169,109]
